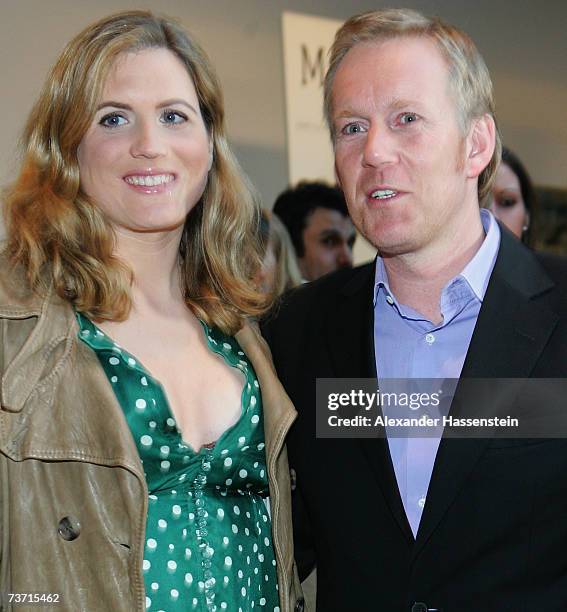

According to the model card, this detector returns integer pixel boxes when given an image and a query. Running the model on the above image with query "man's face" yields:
[331,36,476,258]
[299,208,356,281]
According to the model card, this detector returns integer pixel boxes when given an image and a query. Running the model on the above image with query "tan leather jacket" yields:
[0,262,303,612]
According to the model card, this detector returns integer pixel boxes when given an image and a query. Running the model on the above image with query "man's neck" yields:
[382,215,485,324]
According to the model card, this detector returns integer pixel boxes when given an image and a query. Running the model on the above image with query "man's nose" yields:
[129,119,166,159]
[362,124,397,168]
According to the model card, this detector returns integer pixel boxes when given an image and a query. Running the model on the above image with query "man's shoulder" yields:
[269,263,374,325]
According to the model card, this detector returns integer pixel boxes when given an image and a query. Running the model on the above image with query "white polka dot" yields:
[258,553,265,562]
[158,519,167,530]
[224,457,232,467]
[241,587,246,597]
[185,573,193,585]
[239,469,248,478]
[188,513,195,520]
[161,461,170,471]
[145,596,151,608]
[142,559,151,571]
[225,556,232,567]
[221,449,229,455]
[168,544,174,551]
[221,604,228,610]
[147,538,157,550]
[238,436,246,445]
[232,524,238,534]
[140,435,153,447]
[260,597,266,606]
[160,445,170,457]
[225,479,233,486]
[128,357,136,366]
[238,570,244,578]
[253,543,258,552]
[217,508,225,519]
[223,536,229,545]
[223,576,229,585]
[172,505,182,517]
[244,527,250,536]
[254,380,259,388]
[264,537,270,546]
[233,505,240,515]
[250,396,257,407]
[170,589,179,599]
[185,548,192,559]
[151,582,159,591]
[167,560,177,572]
[149,421,157,429]
[140,376,148,386]
[149,494,157,502]
[260,470,265,478]
[254,462,259,468]
[166,417,176,427]
[110,376,118,383]
[257,443,265,450]
[223,342,232,350]
[135,398,147,410]
[251,415,259,424]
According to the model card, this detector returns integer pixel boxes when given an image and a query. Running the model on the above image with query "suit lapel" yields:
[414,231,559,554]
[325,263,414,543]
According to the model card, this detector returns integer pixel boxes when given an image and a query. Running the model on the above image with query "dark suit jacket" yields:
[262,229,567,612]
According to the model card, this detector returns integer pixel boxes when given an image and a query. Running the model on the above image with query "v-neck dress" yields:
[76,313,280,612]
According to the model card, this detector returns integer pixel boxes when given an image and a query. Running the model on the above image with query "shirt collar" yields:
[373,208,500,306]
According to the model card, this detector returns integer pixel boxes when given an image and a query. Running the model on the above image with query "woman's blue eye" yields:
[99,113,127,128]
[161,110,187,124]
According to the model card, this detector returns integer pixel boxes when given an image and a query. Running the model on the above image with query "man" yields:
[273,181,356,281]
[263,9,567,612]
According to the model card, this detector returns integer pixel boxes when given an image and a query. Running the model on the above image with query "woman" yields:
[0,11,302,612]
[256,210,302,301]
[488,146,536,246]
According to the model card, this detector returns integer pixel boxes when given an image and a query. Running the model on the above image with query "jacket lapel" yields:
[326,263,414,543]
[414,231,559,554]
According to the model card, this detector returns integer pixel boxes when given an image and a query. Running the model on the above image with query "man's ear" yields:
[466,114,496,179]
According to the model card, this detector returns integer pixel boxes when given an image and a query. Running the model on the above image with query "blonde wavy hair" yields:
[324,8,502,205]
[3,10,267,334]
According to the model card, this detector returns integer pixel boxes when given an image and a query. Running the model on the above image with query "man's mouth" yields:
[370,189,398,200]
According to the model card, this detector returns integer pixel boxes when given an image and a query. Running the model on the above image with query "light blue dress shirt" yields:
[373,209,501,537]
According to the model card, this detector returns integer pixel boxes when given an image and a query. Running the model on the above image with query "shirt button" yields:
[425,333,435,344]
[386,295,394,305]
[418,496,426,508]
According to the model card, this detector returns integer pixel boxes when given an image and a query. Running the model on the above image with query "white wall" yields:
[1,0,565,238]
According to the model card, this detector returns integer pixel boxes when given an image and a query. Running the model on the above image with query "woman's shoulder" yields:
[0,249,43,315]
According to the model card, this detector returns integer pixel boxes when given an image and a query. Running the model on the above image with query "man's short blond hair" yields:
[324,8,501,204]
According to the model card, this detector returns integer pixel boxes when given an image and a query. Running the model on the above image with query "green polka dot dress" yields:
[77,314,280,612]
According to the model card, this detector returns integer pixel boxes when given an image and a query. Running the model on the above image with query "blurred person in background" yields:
[0,10,303,612]
[488,146,536,245]
[273,181,356,281]
[256,209,302,300]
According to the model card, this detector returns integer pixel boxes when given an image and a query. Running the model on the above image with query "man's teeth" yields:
[124,174,174,187]
[371,189,397,200]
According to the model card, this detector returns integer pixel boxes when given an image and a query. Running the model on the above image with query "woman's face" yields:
[78,48,212,236]
[489,162,528,239]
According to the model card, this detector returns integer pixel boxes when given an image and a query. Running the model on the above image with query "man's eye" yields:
[99,113,127,128]
[399,113,418,125]
[161,110,187,125]
[341,123,365,136]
